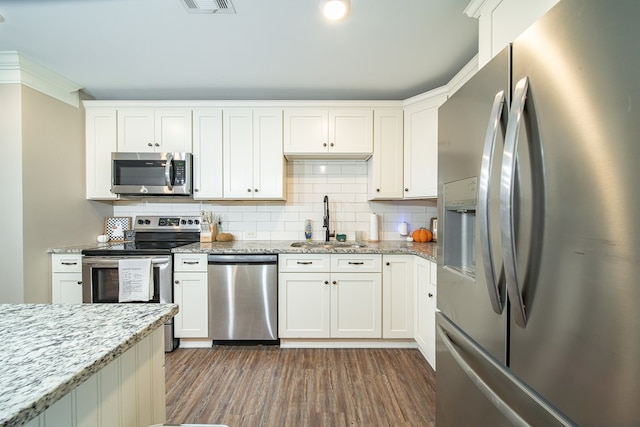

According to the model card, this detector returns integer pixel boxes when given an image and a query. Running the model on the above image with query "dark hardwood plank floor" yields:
[165,346,436,427]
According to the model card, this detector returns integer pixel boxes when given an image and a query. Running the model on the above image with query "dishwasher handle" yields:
[207,254,277,264]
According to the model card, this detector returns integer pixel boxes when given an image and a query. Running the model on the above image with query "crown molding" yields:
[446,54,479,96]
[464,0,490,18]
[0,51,83,107]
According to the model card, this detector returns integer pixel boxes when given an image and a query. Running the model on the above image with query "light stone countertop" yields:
[0,303,178,427]
[48,240,437,262]
[173,240,437,262]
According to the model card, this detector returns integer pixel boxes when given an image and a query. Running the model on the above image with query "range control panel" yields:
[134,216,201,231]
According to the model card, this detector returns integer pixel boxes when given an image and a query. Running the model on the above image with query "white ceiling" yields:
[0,0,478,101]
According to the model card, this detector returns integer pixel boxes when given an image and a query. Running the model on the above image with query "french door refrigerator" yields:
[436,0,640,425]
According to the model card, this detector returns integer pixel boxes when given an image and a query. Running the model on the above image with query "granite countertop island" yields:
[0,303,178,427]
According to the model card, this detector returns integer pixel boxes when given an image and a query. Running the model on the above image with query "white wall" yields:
[114,160,437,241]
[0,84,113,303]
[0,84,25,303]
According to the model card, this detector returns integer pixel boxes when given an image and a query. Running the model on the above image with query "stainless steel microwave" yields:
[111,152,192,196]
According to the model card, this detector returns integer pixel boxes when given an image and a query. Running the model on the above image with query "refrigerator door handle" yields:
[479,90,507,314]
[501,76,529,328]
[437,312,577,426]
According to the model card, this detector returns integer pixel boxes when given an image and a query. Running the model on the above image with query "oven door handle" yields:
[164,153,174,191]
[82,256,171,268]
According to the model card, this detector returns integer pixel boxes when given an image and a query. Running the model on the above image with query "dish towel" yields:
[118,258,153,302]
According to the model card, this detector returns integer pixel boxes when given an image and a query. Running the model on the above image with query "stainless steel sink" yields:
[290,241,367,249]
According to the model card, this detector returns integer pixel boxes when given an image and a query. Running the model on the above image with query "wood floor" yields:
[165,346,436,427]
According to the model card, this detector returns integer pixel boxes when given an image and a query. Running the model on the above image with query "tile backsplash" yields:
[113,160,437,241]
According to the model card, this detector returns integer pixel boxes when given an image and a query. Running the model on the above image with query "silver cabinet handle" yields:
[479,90,507,315]
[348,262,364,265]
[437,313,575,426]
[61,262,78,266]
[164,153,174,191]
[182,261,200,265]
[501,77,529,328]
[296,261,313,265]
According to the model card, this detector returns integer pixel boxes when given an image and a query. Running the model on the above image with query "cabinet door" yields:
[86,107,118,200]
[253,109,284,199]
[403,96,445,198]
[279,273,330,338]
[173,272,208,338]
[331,272,381,338]
[117,108,156,151]
[154,108,192,152]
[382,255,414,338]
[223,108,255,199]
[414,257,436,369]
[283,108,328,155]
[192,108,223,199]
[117,108,192,152]
[369,109,404,200]
[52,273,83,304]
[328,109,373,155]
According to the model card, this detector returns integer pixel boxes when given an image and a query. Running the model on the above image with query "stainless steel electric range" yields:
[81,215,201,352]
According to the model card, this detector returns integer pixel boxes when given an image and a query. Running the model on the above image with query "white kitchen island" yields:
[0,303,178,427]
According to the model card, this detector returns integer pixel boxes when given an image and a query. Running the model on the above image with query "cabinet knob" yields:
[324,281,329,285]
[386,262,390,266]
[154,143,160,147]
[77,281,82,285]
[428,293,434,298]
[194,188,199,192]
[330,142,334,147]
[332,281,337,285]
[323,143,327,147]
[175,280,180,284]
[404,188,409,192]
[147,143,153,147]
[376,189,380,192]
[255,188,259,192]
[247,188,252,192]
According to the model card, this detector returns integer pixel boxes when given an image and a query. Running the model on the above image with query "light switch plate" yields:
[244,231,257,239]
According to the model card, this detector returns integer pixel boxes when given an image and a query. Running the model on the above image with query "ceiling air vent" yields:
[182,0,236,14]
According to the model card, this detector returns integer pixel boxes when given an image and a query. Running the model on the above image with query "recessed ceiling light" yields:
[320,0,350,21]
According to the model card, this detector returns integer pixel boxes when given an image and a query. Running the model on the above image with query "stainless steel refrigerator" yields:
[436,0,640,425]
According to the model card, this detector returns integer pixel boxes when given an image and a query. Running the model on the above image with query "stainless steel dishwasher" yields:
[207,254,278,342]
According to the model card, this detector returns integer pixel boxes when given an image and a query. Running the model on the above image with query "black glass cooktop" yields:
[82,231,200,257]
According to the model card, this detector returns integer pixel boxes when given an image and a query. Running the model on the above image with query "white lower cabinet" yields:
[414,256,437,369]
[382,255,414,339]
[173,254,208,338]
[279,254,382,339]
[51,254,83,304]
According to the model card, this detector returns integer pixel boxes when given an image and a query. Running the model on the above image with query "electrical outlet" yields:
[244,231,257,239]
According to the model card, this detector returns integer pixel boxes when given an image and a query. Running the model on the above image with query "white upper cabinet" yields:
[85,107,118,200]
[192,108,223,199]
[403,91,446,199]
[466,0,560,67]
[368,108,404,200]
[117,108,192,153]
[284,108,373,159]
[223,108,285,200]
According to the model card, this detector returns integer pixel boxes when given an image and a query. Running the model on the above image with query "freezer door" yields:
[437,47,510,364]
[507,0,640,425]
[436,313,576,426]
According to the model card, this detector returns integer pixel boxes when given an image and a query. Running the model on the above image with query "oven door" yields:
[81,256,173,303]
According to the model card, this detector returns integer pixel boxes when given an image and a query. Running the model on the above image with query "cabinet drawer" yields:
[174,254,207,272]
[52,254,82,273]
[331,254,381,273]
[279,254,331,273]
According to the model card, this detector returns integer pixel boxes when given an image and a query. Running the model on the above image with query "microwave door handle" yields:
[164,153,174,191]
